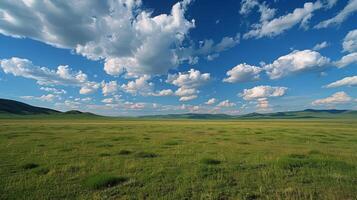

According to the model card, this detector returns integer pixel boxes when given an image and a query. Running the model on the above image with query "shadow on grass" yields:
[84,174,128,190]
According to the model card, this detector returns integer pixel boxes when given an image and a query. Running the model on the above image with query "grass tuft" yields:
[135,152,158,158]
[21,163,39,170]
[201,158,221,165]
[84,174,128,190]
[34,167,49,175]
[99,153,111,157]
[118,150,132,155]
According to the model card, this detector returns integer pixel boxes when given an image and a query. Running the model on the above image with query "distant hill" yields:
[0,98,97,117]
[238,109,357,119]
[0,98,60,115]
[1,98,356,119]
[141,109,357,120]
[140,113,234,119]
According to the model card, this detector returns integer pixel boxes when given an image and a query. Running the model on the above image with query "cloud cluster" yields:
[240,0,276,23]
[167,69,210,101]
[325,76,357,88]
[244,2,322,39]
[121,75,154,96]
[205,98,217,105]
[217,100,236,107]
[40,87,66,95]
[240,85,287,111]
[264,50,330,79]
[335,52,357,68]
[21,94,59,102]
[343,29,357,53]
[312,91,352,105]
[315,0,357,29]
[0,0,196,77]
[223,63,262,83]
[240,85,287,100]
[101,81,118,96]
[0,57,99,94]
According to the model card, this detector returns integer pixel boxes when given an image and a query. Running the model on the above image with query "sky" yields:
[0,0,357,116]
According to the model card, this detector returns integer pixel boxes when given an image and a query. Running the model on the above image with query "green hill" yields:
[0,98,60,115]
[141,109,357,120]
[0,98,97,118]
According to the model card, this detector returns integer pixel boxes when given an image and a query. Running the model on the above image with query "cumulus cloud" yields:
[121,75,154,96]
[40,87,66,95]
[343,29,357,53]
[223,63,262,83]
[167,69,210,101]
[325,76,357,88]
[315,0,357,29]
[240,0,276,22]
[179,34,240,63]
[334,52,357,68]
[313,41,329,51]
[256,98,270,110]
[217,100,236,107]
[101,81,118,96]
[0,0,197,77]
[240,85,287,111]
[151,89,174,97]
[264,50,331,79]
[0,57,99,94]
[240,85,287,100]
[21,94,58,102]
[205,98,217,105]
[244,2,322,39]
[312,92,352,105]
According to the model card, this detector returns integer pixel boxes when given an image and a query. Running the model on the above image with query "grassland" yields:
[0,118,356,199]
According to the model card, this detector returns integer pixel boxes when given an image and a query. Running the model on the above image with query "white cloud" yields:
[315,0,357,29]
[151,89,174,97]
[312,92,352,105]
[244,2,322,39]
[343,29,357,53]
[179,95,197,102]
[21,94,58,102]
[223,63,262,83]
[313,41,329,51]
[240,0,276,22]
[101,81,118,96]
[0,57,99,94]
[256,98,270,110]
[205,98,217,105]
[167,69,210,101]
[0,0,197,77]
[180,34,240,63]
[264,50,330,79]
[334,52,357,68]
[40,87,66,94]
[217,100,236,107]
[240,85,287,100]
[240,85,287,112]
[121,75,153,96]
[325,76,357,88]
[102,98,114,104]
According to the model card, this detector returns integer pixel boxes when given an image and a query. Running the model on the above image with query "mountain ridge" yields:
[1,98,356,119]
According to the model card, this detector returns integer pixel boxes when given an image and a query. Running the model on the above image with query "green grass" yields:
[0,118,356,199]
[84,174,128,190]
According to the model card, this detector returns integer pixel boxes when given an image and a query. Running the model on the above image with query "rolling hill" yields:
[0,98,96,117]
[141,109,357,119]
[1,98,357,119]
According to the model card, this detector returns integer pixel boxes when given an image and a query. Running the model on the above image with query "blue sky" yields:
[0,0,357,116]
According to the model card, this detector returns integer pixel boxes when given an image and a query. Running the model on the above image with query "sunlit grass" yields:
[0,118,356,199]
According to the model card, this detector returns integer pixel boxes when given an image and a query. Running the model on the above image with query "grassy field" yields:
[0,118,356,199]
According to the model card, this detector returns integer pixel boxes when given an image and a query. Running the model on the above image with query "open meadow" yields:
[0,118,356,199]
